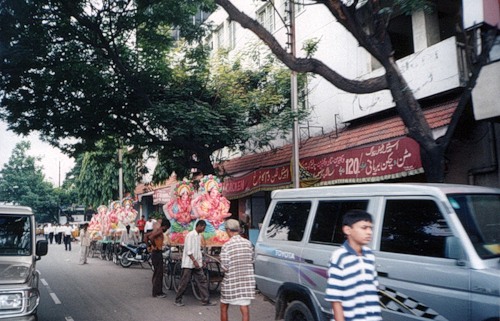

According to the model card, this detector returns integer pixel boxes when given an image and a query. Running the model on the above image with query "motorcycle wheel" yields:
[120,250,134,268]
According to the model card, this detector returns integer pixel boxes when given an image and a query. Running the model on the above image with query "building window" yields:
[257,3,275,33]
[295,0,305,14]
[215,24,225,49]
[228,19,237,50]
[387,14,414,60]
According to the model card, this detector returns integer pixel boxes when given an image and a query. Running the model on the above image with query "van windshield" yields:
[447,193,500,259]
[0,215,32,256]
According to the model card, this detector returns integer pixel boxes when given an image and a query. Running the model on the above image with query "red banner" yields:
[222,137,422,198]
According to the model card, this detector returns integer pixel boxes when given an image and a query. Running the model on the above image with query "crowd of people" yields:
[40,222,78,251]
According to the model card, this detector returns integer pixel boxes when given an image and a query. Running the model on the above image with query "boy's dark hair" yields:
[342,209,373,227]
[196,220,207,228]
[161,219,171,228]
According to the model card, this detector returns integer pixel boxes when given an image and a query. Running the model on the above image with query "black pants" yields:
[151,251,164,296]
[49,232,54,244]
[64,235,71,251]
[56,232,63,244]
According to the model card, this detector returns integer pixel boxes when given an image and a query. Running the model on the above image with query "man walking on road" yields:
[175,220,215,307]
[63,223,72,251]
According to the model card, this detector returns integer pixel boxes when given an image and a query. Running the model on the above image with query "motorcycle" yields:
[119,242,153,269]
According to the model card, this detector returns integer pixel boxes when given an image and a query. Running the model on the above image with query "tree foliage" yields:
[0,141,59,222]
[214,0,499,182]
[69,140,141,209]
[0,0,307,180]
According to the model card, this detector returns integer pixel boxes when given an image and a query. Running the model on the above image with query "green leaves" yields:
[0,141,59,222]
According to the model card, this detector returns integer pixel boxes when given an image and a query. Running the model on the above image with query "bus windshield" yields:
[447,193,500,259]
[0,215,32,256]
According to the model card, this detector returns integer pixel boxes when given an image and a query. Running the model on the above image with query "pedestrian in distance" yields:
[120,224,139,246]
[145,219,170,298]
[325,209,382,321]
[47,224,54,244]
[43,224,49,241]
[79,223,90,265]
[144,217,155,234]
[174,220,215,307]
[136,215,146,242]
[63,223,72,251]
[220,219,256,321]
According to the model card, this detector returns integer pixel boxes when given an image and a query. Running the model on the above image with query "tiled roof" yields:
[218,98,458,175]
[134,173,178,195]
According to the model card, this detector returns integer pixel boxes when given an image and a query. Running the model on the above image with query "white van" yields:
[0,205,48,320]
[254,183,500,321]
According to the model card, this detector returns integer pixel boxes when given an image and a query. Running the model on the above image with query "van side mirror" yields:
[445,236,465,262]
[36,239,48,259]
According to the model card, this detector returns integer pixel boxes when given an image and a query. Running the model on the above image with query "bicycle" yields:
[163,246,181,291]
[170,249,223,300]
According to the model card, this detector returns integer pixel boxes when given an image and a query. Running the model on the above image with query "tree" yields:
[0,141,59,222]
[70,140,141,209]
[214,0,499,182]
[0,0,306,179]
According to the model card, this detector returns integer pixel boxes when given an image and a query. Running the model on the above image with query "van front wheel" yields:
[284,301,314,321]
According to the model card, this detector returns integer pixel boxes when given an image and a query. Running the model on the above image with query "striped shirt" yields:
[220,235,256,301]
[325,241,382,321]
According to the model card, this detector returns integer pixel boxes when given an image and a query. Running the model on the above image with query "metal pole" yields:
[289,1,300,189]
[118,148,123,202]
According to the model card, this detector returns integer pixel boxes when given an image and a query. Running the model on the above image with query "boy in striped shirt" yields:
[325,209,382,321]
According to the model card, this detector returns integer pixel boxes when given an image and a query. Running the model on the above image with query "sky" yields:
[0,121,75,187]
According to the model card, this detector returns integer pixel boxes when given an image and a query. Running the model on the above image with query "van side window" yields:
[265,202,311,241]
[381,199,453,257]
[310,200,369,245]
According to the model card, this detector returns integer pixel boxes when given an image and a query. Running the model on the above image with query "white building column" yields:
[412,10,440,52]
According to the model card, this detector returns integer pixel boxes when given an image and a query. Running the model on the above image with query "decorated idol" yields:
[193,175,231,229]
[166,179,195,225]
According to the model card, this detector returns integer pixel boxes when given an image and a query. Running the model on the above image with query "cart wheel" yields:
[172,261,183,292]
[206,261,222,292]
[89,243,95,258]
[191,276,203,301]
[163,259,173,291]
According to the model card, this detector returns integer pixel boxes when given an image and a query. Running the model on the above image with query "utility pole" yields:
[288,0,300,189]
[118,148,123,202]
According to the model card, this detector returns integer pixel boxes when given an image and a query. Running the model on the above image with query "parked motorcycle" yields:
[119,242,152,269]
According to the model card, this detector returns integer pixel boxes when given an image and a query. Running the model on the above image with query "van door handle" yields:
[304,259,314,264]
[378,271,388,277]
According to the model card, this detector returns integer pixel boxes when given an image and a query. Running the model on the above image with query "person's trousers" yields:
[79,245,89,264]
[151,251,164,296]
[175,267,209,303]
[64,235,71,250]
[49,232,54,244]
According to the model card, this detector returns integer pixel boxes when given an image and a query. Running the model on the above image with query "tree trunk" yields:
[382,58,446,182]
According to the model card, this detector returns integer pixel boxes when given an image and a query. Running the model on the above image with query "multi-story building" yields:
[203,0,500,239]
[153,2,496,243]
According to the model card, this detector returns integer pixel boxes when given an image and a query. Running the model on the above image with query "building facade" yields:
[198,1,500,242]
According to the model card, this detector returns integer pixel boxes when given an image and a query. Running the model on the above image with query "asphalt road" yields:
[36,240,275,321]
